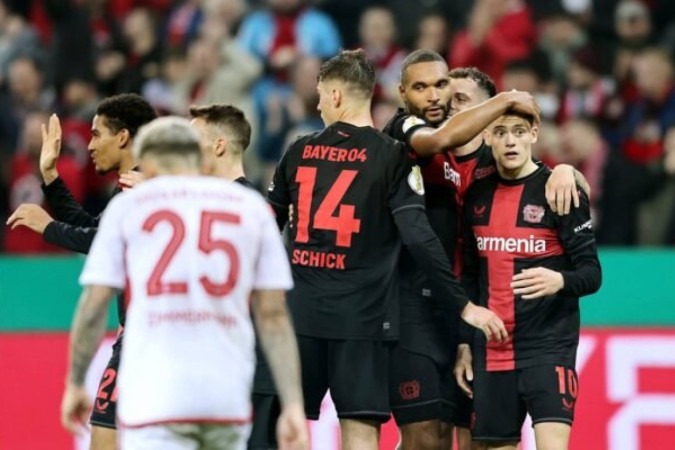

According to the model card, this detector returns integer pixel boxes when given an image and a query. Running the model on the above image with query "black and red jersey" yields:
[383,109,458,274]
[381,110,458,355]
[449,142,496,210]
[448,142,496,276]
[462,165,601,371]
[268,121,426,340]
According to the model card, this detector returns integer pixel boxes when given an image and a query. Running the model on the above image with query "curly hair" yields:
[96,93,158,138]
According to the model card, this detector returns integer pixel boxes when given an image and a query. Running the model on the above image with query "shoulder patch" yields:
[401,116,426,134]
[407,165,425,195]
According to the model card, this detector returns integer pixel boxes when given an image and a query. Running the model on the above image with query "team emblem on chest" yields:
[523,204,545,224]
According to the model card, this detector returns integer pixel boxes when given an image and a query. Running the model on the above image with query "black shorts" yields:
[90,336,122,429]
[298,336,390,423]
[440,369,472,429]
[248,394,281,450]
[389,344,442,426]
[472,364,578,442]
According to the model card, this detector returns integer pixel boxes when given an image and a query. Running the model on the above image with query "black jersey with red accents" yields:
[449,142,496,208]
[462,165,601,371]
[383,109,458,277]
[448,143,496,276]
[383,108,461,360]
[268,121,426,340]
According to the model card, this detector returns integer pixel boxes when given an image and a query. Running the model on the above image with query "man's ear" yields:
[332,88,342,109]
[214,138,227,157]
[118,129,131,149]
[482,129,492,146]
[530,125,539,144]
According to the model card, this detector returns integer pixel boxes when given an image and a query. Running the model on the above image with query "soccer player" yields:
[189,104,255,189]
[446,67,593,449]
[188,104,281,450]
[61,116,308,450]
[460,111,601,450]
[7,93,157,450]
[268,49,507,450]
[383,50,542,450]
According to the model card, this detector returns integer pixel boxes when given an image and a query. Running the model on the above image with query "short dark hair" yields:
[189,104,251,151]
[448,67,497,99]
[400,49,447,84]
[96,93,158,138]
[134,116,201,162]
[317,49,375,99]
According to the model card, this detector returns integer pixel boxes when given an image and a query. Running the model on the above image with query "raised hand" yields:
[40,114,63,185]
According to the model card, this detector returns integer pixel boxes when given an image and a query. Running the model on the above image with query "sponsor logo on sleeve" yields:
[408,165,425,195]
[574,220,593,233]
[401,116,426,134]
[523,204,546,224]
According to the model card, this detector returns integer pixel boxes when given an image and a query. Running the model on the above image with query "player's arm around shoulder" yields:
[545,163,592,215]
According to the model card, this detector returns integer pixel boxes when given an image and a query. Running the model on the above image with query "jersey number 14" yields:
[295,166,362,248]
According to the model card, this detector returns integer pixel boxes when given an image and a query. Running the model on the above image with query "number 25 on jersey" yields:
[143,210,240,298]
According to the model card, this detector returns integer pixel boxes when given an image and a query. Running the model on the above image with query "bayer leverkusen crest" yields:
[523,204,545,224]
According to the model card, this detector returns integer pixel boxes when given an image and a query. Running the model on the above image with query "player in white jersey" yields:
[60,117,308,450]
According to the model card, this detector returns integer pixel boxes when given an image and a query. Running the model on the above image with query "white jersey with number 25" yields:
[79,176,293,428]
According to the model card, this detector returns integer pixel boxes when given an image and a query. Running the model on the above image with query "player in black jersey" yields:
[445,67,594,450]
[383,50,541,450]
[189,104,279,450]
[268,49,507,450]
[461,111,601,449]
[7,94,157,450]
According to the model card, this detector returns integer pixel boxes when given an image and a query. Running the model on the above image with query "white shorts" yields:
[120,423,252,450]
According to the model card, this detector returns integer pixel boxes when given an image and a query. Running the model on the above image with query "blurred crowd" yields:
[1,0,674,253]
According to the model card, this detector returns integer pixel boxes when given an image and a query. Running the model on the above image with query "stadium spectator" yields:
[501,58,559,121]
[558,119,609,219]
[0,0,41,86]
[558,46,615,124]
[414,12,451,56]
[114,8,163,94]
[164,0,203,48]
[358,5,406,104]
[0,56,54,156]
[538,12,588,86]
[612,0,655,103]
[238,0,340,172]
[449,0,536,89]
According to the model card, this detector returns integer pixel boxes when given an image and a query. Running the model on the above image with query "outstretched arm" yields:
[409,91,540,157]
